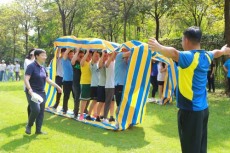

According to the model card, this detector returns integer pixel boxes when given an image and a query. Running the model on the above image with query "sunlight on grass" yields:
[0,81,230,153]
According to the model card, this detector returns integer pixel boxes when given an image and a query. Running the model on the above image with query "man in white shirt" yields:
[7,62,15,81]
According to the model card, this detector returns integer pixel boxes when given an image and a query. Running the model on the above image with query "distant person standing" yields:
[7,62,15,81]
[24,49,35,118]
[207,61,215,92]
[150,60,158,101]
[1,60,7,82]
[223,57,230,92]
[0,61,3,81]
[15,61,21,81]
[51,48,65,110]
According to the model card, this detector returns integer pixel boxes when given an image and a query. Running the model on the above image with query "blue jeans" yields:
[0,71,3,81]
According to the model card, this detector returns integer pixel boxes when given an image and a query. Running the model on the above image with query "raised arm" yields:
[80,49,89,66]
[211,45,230,58]
[91,51,97,64]
[56,48,61,59]
[105,51,116,68]
[99,51,105,68]
[148,38,179,62]
[71,48,80,65]
[63,48,71,60]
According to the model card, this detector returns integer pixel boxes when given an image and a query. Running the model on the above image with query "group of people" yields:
[0,60,21,82]
[50,47,131,124]
[22,26,230,153]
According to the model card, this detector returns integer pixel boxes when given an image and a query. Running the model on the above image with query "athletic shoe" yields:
[109,116,115,122]
[79,114,84,121]
[102,119,109,124]
[25,125,31,135]
[85,115,92,121]
[95,116,101,122]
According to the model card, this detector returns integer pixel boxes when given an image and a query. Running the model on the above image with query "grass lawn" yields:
[0,81,230,153]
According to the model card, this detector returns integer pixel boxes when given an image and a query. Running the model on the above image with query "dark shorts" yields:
[158,81,164,86]
[97,86,105,102]
[80,84,91,100]
[91,86,98,100]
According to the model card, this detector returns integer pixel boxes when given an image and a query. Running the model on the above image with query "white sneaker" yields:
[102,119,109,124]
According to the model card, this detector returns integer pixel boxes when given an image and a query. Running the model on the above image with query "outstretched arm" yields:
[148,38,179,62]
[211,45,230,58]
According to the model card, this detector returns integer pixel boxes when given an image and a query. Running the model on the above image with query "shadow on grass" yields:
[146,102,179,138]
[43,114,150,151]
[145,94,230,150]
[0,123,39,152]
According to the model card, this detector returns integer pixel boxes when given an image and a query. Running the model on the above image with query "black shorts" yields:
[91,86,98,100]
[97,86,105,102]
[158,81,164,86]
[115,85,123,107]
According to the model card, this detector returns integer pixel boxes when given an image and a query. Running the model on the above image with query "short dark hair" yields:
[61,48,66,53]
[34,49,46,59]
[26,48,36,59]
[183,26,202,44]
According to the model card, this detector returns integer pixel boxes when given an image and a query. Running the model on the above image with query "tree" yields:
[225,0,230,47]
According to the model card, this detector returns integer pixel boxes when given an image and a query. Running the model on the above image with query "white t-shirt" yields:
[98,65,106,86]
[8,64,15,73]
[105,61,115,88]
[0,64,3,71]
[15,64,20,72]
[2,63,6,71]
[56,57,63,77]
[157,63,166,82]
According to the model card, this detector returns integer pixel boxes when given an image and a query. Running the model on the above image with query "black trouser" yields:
[62,81,74,113]
[178,108,209,153]
[228,78,230,91]
[26,91,46,132]
[150,76,158,97]
[115,85,123,107]
[53,76,63,108]
[15,72,20,81]
[72,82,81,116]
[207,71,215,92]
[25,91,31,119]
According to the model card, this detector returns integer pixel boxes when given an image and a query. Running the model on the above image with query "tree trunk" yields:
[123,17,127,42]
[13,28,16,62]
[61,14,67,36]
[25,23,29,54]
[155,15,160,41]
[225,0,230,47]
[224,0,230,95]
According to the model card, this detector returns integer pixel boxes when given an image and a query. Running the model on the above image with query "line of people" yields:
[50,47,131,124]
[0,60,21,82]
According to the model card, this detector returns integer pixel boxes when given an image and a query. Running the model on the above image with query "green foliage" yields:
[0,0,226,62]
